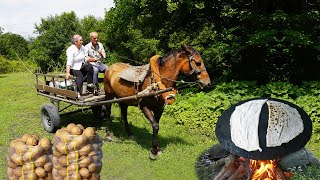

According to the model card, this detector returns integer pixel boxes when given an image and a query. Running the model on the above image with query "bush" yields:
[0,56,38,74]
[164,81,320,138]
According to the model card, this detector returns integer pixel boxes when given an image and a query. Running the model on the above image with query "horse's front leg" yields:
[140,106,164,160]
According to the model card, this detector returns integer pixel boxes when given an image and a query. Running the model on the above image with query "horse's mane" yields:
[157,46,198,66]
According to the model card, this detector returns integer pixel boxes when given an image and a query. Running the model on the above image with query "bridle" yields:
[188,53,206,76]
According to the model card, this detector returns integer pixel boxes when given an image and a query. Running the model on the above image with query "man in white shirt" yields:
[85,32,108,89]
[66,34,94,97]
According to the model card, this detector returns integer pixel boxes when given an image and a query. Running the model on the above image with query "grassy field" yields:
[1,72,319,179]
[0,72,214,179]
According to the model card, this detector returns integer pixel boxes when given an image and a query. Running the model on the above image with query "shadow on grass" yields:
[109,118,193,151]
[59,110,192,152]
[0,75,8,78]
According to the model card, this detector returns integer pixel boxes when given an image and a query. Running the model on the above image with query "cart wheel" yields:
[41,104,61,132]
[91,105,107,120]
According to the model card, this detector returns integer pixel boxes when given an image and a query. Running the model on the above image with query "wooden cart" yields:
[35,73,173,132]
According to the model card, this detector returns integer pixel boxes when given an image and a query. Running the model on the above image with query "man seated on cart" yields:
[84,32,108,93]
[66,34,95,98]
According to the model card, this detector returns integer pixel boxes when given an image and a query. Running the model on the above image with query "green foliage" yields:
[29,12,82,72]
[165,81,320,139]
[0,56,38,74]
[0,33,29,60]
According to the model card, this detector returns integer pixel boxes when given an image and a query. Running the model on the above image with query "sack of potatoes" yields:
[52,123,103,180]
[7,134,53,180]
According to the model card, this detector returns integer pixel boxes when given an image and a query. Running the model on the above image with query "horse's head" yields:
[180,45,211,89]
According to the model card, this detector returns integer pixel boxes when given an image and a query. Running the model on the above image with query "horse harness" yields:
[188,53,207,76]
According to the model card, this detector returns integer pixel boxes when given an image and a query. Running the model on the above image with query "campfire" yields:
[213,155,293,180]
[249,159,292,179]
[205,98,316,180]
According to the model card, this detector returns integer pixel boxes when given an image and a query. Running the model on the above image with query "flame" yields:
[249,160,292,180]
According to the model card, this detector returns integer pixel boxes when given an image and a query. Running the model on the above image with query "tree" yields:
[0,33,29,60]
[29,11,81,71]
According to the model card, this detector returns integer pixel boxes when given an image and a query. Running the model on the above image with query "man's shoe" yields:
[87,83,95,88]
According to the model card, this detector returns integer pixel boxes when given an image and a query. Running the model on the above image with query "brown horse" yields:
[103,45,211,159]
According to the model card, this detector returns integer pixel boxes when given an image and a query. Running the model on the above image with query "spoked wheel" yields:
[41,103,61,132]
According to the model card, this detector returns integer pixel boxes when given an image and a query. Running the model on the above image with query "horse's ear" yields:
[181,44,191,55]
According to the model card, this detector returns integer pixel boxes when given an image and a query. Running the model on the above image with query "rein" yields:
[112,52,204,87]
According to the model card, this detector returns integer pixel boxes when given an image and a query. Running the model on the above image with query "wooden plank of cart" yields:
[34,73,173,132]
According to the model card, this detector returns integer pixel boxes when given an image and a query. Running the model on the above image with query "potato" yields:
[39,137,52,151]
[91,142,102,151]
[88,162,102,173]
[83,127,96,137]
[88,150,102,157]
[52,156,63,170]
[67,123,77,132]
[34,155,48,167]
[52,168,60,177]
[71,126,83,135]
[79,157,91,168]
[10,153,23,165]
[21,134,32,143]
[23,162,35,171]
[35,167,47,178]
[13,166,23,176]
[79,144,91,156]
[26,136,39,146]
[68,135,88,151]
[90,154,102,163]
[44,162,53,172]
[55,141,68,154]
[68,151,80,162]
[58,155,68,166]
[58,167,67,177]
[67,172,81,180]
[67,163,79,173]
[10,141,28,153]
[79,168,90,178]
[76,124,85,130]
[44,173,53,180]
[24,172,37,180]
[89,173,100,180]
[52,146,63,157]
[7,156,18,168]
[56,130,72,142]
[23,146,44,162]
[7,167,17,180]
[31,134,40,141]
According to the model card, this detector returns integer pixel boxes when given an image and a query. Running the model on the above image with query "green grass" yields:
[1,72,319,179]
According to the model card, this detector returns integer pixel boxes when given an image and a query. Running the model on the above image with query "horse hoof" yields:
[149,152,158,160]
[104,135,112,142]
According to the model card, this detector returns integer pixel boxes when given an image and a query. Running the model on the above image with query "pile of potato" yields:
[7,134,53,180]
[52,123,103,180]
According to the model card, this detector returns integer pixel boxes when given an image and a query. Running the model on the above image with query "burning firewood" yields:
[214,157,247,180]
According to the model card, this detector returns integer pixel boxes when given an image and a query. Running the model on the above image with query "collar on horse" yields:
[188,53,206,76]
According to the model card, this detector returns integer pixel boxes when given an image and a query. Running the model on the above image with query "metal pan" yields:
[215,98,312,160]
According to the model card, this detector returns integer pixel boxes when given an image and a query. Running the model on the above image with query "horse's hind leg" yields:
[120,103,134,138]
[105,103,112,141]
[140,106,164,160]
